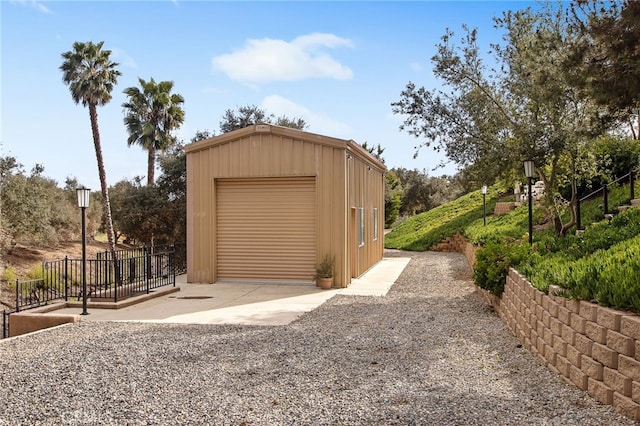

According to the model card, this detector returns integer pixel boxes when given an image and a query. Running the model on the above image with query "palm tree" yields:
[60,41,121,261]
[122,78,185,186]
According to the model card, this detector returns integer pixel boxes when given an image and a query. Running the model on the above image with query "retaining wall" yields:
[431,232,476,267]
[9,303,79,338]
[439,234,640,420]
[493,201,517,215]
[454,234,640,421]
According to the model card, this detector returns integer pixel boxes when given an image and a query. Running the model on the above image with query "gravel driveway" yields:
[0,251,635,425]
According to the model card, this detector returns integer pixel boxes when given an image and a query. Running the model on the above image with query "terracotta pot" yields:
[317,277,333,289]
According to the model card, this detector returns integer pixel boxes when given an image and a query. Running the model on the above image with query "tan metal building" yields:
[184,124,386,288]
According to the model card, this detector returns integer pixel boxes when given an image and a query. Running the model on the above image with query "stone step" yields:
[493,202,516,215]
[631,199,640,207]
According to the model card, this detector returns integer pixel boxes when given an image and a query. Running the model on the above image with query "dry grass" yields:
[0,239,133,309]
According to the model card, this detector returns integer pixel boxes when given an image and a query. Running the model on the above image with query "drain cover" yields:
[174,296,213,300]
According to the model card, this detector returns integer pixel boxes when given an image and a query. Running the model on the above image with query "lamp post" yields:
[481,185,487,226]
[524,160,535,246]
[76,187,90,315]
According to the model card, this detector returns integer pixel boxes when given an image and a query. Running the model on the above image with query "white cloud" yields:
[111,48,137,69]
[212,33,354,84]
[261,95,352,137]
[11,0,52,14]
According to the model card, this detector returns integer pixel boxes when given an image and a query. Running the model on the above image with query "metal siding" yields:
[346,155,385,279]
[216,177,316,282]
[186,126,382,286]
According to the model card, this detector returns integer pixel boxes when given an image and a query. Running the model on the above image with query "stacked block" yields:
[494,268,640,421]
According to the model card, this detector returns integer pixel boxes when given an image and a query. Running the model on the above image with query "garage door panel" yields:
[216,177,316,282]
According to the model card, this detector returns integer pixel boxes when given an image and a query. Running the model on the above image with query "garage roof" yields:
[184,124,386,173]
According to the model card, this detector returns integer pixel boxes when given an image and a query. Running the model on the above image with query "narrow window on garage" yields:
[373,208,379,241]
[358,207,365,247]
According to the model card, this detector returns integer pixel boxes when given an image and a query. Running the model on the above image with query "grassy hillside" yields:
[387,180,638,252]
[386,181,640,312]
[385,186,501,251]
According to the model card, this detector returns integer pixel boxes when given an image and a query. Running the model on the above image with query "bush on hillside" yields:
[473,239,531,296]
[385,185,501,250]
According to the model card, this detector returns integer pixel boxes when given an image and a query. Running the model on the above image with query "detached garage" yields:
[185,124,385,288]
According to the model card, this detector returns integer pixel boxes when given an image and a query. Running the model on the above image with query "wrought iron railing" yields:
[9,246,176,312]
[576,169,638,230]
[2,310,9,339]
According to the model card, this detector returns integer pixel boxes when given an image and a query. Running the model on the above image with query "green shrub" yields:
[22,264,58,289]
[557,237,640,312]
[522,254,571,292]
[385,185,501,251]
[1,266,17,283]
[464,204,531,245]
[474,240,530,296]
[25,264,44,280]
[386,174,640,312]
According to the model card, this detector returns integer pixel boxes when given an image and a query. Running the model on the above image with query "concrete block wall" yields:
[9,303,80,338]
[451,235,640,421]
[491,268,640,421]
[493,202,517,215]
[432,233,476,267]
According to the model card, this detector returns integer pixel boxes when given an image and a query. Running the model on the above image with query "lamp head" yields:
[524,160,535,179]
[76,187,91,208]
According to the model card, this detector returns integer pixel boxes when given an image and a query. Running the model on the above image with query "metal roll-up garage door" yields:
[216,177,316,283]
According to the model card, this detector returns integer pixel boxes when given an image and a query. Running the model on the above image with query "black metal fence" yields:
[576,169,638,230]
[96,243,186,274]
[1,244,185,338]
[2,310,9,339]
[9,245,177,313]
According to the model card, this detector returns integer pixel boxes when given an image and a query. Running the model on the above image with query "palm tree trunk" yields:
[147,145,156,248]
[147,145,155,186]
[88,103,121,283]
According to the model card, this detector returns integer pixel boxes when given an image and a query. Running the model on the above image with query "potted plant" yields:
[314,254,335,289]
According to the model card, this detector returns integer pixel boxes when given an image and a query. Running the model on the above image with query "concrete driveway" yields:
[52,256,411,326]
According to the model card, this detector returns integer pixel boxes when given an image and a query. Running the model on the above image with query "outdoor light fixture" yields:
[523,161,534,245]
[76,187,90,315]
[524,160,535,180]
[481,185,487,226]
[76,187,90,208]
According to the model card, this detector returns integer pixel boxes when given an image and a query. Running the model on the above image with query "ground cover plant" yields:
[386,182,640,313]
[384,185,501,251]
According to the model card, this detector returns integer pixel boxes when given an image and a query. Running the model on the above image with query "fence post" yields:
[2,310,7,339]
[576,196,582,231]
[171,250,176,287]
[603,185,609,215]
[64,256,69,301]
[15,279,19,313]
[106,256,111,301]
[631,170,635,201]
[114,259,118,303]
[146,249,151,294]
[146,246,152,280]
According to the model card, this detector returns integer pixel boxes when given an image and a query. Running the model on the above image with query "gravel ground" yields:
[0,251,636,425]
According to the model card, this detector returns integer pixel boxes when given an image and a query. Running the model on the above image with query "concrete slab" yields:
[340,257,411,297]
[50,256,411,326]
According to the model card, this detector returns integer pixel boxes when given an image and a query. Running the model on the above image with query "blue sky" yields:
[2,0,535,189]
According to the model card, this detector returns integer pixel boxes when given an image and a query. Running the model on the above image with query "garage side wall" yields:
[347,155,385,278]
[186,132,348,286]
